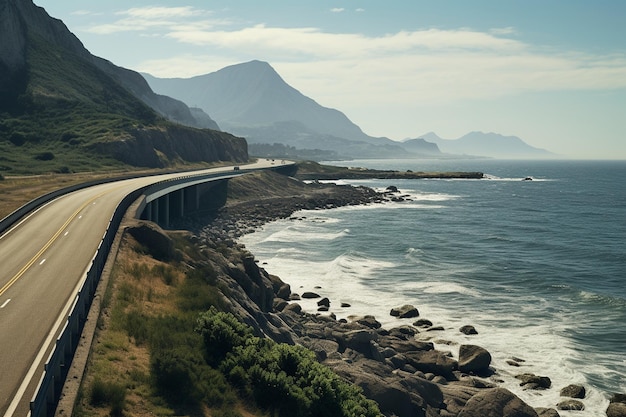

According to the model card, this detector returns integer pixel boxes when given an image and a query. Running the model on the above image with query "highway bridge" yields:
[0,160,292,417]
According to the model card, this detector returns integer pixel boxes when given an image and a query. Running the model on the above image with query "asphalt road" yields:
[0,160,279,416]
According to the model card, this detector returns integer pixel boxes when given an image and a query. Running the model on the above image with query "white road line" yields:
[0,299,10,309]
[39,259,46,265]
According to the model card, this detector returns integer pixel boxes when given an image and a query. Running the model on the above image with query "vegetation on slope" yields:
[77,226,380,417]
[1,32,246,175]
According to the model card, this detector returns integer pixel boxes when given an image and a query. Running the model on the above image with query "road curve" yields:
[0,160,280,416]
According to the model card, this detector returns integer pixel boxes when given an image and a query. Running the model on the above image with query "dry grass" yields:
[77,231,265,417]
[77,234,181,417]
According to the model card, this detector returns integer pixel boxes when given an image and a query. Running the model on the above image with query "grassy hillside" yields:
[1,34,153,174]
[1,31,246,175]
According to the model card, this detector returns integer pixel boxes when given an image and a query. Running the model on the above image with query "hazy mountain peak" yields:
[145,60,372,141]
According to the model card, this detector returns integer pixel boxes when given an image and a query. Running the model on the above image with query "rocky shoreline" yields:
[175,172,625,417]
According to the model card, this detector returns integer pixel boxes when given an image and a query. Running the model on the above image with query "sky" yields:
[34,0,626,159]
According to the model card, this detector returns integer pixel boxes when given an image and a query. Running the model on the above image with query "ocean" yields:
[239,159,626,415]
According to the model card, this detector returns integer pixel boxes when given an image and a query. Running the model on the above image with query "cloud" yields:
[84,6,226,35]
[330,8,345,13]
[113,10,626,110]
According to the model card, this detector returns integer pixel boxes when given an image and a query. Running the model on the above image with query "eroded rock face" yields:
[92,125,247,168]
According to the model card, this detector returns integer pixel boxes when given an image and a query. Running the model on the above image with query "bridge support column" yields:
[184,185,199,214]
[151,200,159,223]
[171,189,184,220]
[158,195,170,228]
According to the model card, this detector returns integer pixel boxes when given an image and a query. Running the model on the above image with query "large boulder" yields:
[458,388,539,417]
[390,304,420,319]
[460,325,478,335]
[556,399,584,411]
[607,394,626,417]
[127,221,175,261]
[458,344,492,374]
[328,359,435,417]
[404,349,458,377]
[560,384,586,399]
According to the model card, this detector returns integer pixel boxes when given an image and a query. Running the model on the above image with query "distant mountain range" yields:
[409,132,555,159]
[143,62,434,159]
[145,61,554,160]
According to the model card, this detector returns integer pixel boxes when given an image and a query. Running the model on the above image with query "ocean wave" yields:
[263,227,350,243]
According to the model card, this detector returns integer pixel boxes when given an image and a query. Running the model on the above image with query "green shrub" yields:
[124,309,150,345]
[150,346,207,404]
[177,267,223,312]
[89,377,126,417]
[196,309,382,417]
[34,151,55,161]
[195,307,254,366]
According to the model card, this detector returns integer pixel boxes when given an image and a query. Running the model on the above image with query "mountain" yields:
[409,132,555,159]
[144,61,428,159]
[399,138,441,155]
[0,0,244,174]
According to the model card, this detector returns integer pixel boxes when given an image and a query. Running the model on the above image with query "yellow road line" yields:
[0,185,122,297]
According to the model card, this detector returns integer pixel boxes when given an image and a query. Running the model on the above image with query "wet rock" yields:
[560,384,586,399]
[390,304,420,319]
[341,302,351,307]
[535,407,561,417]
[460,325,478,335]
[607,393,626,417]
[515,373,551,390]
[458,345,492,374]
[301,291,320,299]
[414,318,433,327]
[317,297,330,307]
[426,326,445,332]
[557,399,585,411]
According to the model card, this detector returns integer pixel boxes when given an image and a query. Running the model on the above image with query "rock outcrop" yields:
[91,125,247,168]
[171,174,593,416]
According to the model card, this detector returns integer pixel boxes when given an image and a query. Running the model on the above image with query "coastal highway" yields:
[0,160,280,416]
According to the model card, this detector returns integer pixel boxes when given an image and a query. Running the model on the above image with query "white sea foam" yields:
[240,221,613,417]
[238,172,621,417]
